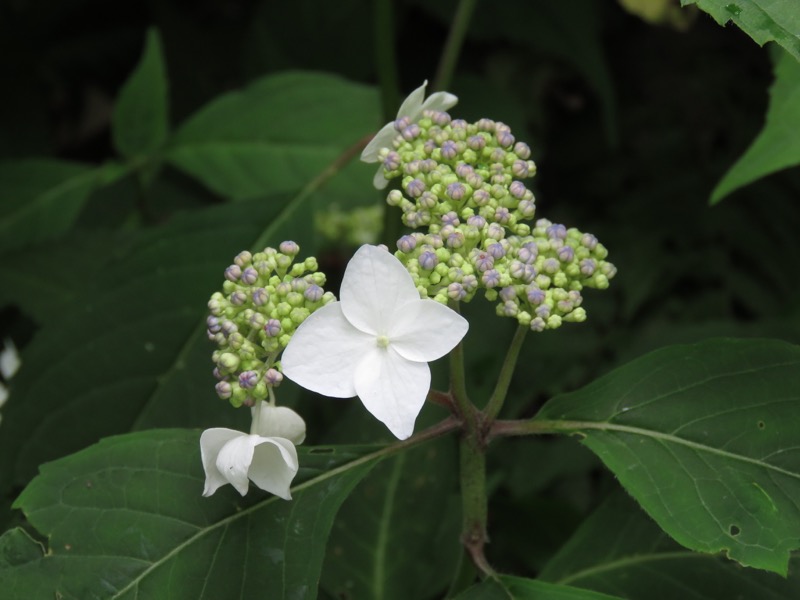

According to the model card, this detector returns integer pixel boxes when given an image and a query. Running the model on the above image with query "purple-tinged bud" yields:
[207,316,222,333]
[510,261,534,282]
[452,119,468,129]
[418,191,437,209]
[406,179,426,198]
[482,269,501,288]
[542,258,560,274]
[230,291,247,306]
[215,381,233,400]
[557,246,575,263]
[239,371,259,389]
[502,301,519,317]
[494,207,511,224]
[225,265,242,282]
[490,148,506,163]
[500,286,517,302]
[526,286,546,305]
[602,263,618,278]
[212,367,224,380]
[518,199,536,218]
[472,251,494,272]
[265,368,283,386]
[447,183,466,201]
[462,274,478,291]
[394,116,411,131]
[279,241,299,256]
[536,304,551,318]
[234,251,252,268]
[557,299,573,313]
[441,140,458,160]
[402,124,421,141]
[441,211,460,226]
[512,160,529,178]
[581,233,598,250]
[486,223,505,240]
[252,288,269,306]
[547,224,568,240]
[264,319,281,337]
[447,283,467,301]
[518,243,538,263]
[513,142,531,159]
[241,267,259,285]
[467,215,487,228]
[291,278,308,293]
[472,189,490,206]
[221,320,238,337]
[530,317,546,332]
[467,135,486,151]
[487,242,505,259]
[419,251,438,270]
[383,151,401,171]
[509,181,527,199]
[430,110,451,126]
[496,130,515,148]
[397,235,417,253]
[304,284,324,302]
[446,232,465,249]
[477,118,495,131]
[421,158,437,173]
[454,163,472,177]
[424,139,437,154]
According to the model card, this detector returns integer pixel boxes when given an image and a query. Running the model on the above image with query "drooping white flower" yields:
[200,404,306,500]
[361,80,458,189]
[281,245,468,440]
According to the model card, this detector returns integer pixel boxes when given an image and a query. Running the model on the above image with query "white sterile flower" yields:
[282,244,469,440]
[200,404,306,500]
[0,338,21,380]
[361,80,458,189]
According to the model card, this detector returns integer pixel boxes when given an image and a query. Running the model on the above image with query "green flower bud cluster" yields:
[314,203,382,246]
[370,108,617,331]
[207,242,335,407]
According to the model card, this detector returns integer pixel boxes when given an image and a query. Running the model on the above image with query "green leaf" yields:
[3,429,379,599]
[0,528,43,571]
[165,72,379,200]
[455,575,624,600]
[0,193,312,491]
[112,28,169,159]
[681,0,800,62]
[710,50,800,203]
[540,491,800,599]
[0,160,124,254]
[534,338,800,575]
[321,438,460,600]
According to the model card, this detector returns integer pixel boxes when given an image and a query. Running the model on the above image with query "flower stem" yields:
[374,0,400,121]
[458,432,495,578]
[433,0,478,91]
[482,324,528,423]
[447,300,476,428]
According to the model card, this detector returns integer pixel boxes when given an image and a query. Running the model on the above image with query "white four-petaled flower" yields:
[200,403,306,500]
[282,245,469,440]
[360,80,458,189]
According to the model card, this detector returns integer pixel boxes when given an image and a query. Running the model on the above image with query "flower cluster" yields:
[207,241,335,407]
[361,81,616,331]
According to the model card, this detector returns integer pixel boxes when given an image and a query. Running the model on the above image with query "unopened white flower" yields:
[200,404,305,500]
[361,80,458,189]
[282,245,468,440]
[0,339,20,380]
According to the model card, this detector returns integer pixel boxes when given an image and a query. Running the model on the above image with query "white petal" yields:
[421,90,458,114]
[361,122,397,163]
[248,437,299,501]
[0,339,20,380]
[252,403,306,444]
[282,301,374,398]
[396,80,428,119]
[340,245,420,335]
[390,299,469,362]
[373,168,390,190]
[214,433,260,496]
[354,346,430,440]
[200,428,243,497]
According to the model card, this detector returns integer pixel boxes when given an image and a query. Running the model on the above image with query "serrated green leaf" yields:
[455,575,624,600]
[710,50,800,203]
[534,338,800,575]
[321,438,460,600]
[681,0,800,62]
[112,28,169,159]
[3,429,379,599]
[165,72,379,200]
[0,160,124,254]
[0,193,316,491]
[540,491,800,599]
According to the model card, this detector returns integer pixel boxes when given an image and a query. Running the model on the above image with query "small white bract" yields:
[360,80,458,189]
[281,244,468,440]
[0,338,20,380]
[200,404,305,500]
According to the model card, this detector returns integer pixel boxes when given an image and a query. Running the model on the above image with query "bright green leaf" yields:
[0,160,124,255]
[455,575,625,600]
[112,28,169,159]
[681,0,800,62]
[540,491,800,599]
[321,438,460,600]
[710,50,800,203]
[165,72,379,200]
[3,429,379,599]
[534,338,800,575]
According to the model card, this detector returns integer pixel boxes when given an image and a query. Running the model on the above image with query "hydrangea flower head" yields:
[281,245,468,440]
[361,80,458,189]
